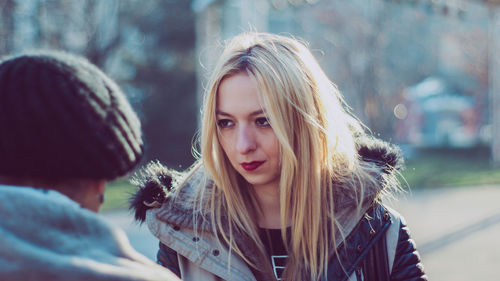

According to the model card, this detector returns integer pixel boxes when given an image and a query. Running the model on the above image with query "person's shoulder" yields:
[381,204,407,227]
[0,184,82,213]
[0,184,122,243]
[367,203,407,237]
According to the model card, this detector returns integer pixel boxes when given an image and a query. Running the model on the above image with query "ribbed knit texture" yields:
[0,51,143,180]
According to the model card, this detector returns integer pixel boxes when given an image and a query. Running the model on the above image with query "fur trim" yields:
[129,161,178,222]
[356,136,404,173]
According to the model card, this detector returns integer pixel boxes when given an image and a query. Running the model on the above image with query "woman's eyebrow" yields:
[215,110,231,116]
[249,109,264,116]
[215,109,265,116]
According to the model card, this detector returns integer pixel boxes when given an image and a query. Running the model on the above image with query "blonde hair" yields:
[188,32,379,280]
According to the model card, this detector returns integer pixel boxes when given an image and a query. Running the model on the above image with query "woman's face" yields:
[216,73,281,190]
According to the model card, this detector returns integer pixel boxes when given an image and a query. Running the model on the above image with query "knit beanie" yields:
[0,51,143,181]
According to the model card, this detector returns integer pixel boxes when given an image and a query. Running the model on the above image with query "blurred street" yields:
[386,185,500,281]
[102,185,500,281]
[102,210,159,260]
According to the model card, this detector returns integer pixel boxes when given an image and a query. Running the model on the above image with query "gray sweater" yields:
[0,185,179,281]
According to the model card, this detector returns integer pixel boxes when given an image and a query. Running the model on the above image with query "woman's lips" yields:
[240,161,264,171]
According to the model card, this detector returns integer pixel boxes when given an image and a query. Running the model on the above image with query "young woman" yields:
[131,32,427,281]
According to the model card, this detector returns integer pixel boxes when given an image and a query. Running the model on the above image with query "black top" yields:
[258,228,289,280]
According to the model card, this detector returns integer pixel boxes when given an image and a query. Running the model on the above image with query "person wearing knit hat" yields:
[0,51,180,281]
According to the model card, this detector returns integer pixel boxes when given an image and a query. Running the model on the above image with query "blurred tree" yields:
[297,1,434,137]
[0,0,15,54]
[294,0,488,141]
[118,0,197,168]
[0,0,198,168]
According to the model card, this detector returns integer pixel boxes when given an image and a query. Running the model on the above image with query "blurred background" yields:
[1,0,499,280]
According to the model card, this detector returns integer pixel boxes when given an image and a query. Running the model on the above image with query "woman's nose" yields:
[236,125,257,154]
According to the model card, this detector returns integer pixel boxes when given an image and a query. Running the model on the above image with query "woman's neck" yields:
[252,183,288,229]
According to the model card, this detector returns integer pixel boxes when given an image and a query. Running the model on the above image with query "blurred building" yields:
[394,77,487,148]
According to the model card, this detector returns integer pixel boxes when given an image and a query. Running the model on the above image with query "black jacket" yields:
[153,203,426,281]
[325,204,426,281]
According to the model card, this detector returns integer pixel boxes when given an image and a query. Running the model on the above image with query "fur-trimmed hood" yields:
[129,136,403,227]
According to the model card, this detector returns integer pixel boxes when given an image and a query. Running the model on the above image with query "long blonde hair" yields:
[189,32,378,280]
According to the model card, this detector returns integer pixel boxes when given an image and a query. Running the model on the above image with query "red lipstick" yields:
[241,161,264,171]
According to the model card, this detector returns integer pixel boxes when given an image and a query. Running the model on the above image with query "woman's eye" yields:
[217,119,233,128]
[255,117,270,127]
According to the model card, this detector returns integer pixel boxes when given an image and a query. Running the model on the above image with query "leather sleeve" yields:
[157,242,181,278]
[390,221,428,281]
